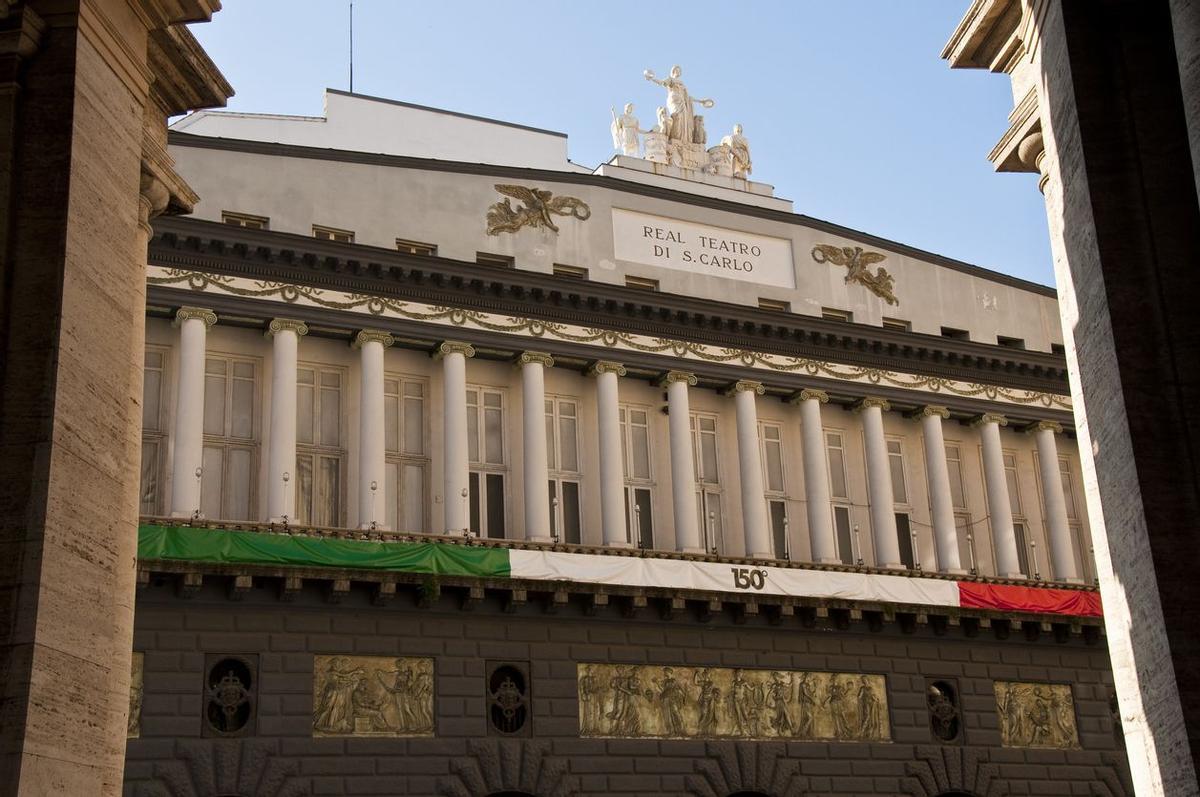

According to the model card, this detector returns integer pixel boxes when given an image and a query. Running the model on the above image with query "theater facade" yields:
[124,85,1129,796]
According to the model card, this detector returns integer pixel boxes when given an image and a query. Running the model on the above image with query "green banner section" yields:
[138,524,511,578]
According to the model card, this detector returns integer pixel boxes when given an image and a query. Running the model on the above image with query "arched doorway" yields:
[486,792,537,797]
[728,792,772,797]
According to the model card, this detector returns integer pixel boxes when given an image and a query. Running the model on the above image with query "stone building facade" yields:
[124,89,1126,796]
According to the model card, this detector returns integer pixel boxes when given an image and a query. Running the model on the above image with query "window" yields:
[552,263,588,279]
[997,335,1026,350]
[886,439,908,504]
[827,432,855,564]
[476,252,514,268]
[833,505,855,565]
[882,317,911,331]
[203,654,256,738]
[619,405,654,548]
[822,307,853,322]
[691,413,723,554]
[546,397,581,544]
[625,275,659,291]
[1059,457,1089,580]
[895,512,916,569]
[1002,451,1031,576]
[487,662,530,736]
[940,326,969,340]
[312,224,354,243]
[468,387,507,539]
[760,423,788,559]
[758,297,791,312]
[221,211,268,229]
[296,365,344,527]
[1051,342,1066,356]
[139,348,168,515]
[955,512,975,573]
[384,375,428,532]
[945,444,973,571]
[201,354,259,521]
[396,238,437,256]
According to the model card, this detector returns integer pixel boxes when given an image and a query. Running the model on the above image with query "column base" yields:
[1001,572,1028,580]
[1064,576,1085,585]
[943,568,970,576]
[749,550,775,560]
[679,546,709,555]
[359,523,391,531]
[606,540,636,549]
[169,510,203,520]
[815,557,844,565]
[880,562,906,571]
[526,535,554,544]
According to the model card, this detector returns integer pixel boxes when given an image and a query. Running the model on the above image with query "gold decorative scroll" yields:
[577,663,889,742]
[994,681,1079,749]
[486,184,591,235]
[128,652,144,739]
[313,655,434,737]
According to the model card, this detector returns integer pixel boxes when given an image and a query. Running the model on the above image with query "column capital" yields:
[907,404,950,420]
[723,379,765,397]
[970,412,1009,428]
[433,341,476,360]
[353,330,395,349]
[787,388,829,405]
[515,351,555,368]
[1025,419,1063,434]
[657,370,698,387]
[266,318,309,338]
[173,306,216,328]
[588,360,627,377]
[852,396,891,413]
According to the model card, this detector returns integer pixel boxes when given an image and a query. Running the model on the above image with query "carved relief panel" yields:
[993,681,1079,749]
[577,663,889,741]
[128,651,144,739]
[313,655,434,737]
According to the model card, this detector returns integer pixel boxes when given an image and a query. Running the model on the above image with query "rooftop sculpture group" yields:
[610,65,752,179]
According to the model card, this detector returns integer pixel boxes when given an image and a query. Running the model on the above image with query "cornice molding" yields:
[147,217,1070,395]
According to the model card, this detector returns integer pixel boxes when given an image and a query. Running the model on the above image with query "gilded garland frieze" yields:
[486,184,591,235]
[146,267,1070,410]
[578,663,889,742]
[312,655,434,737]
[812,244,899,305]
[993,681,1078,749]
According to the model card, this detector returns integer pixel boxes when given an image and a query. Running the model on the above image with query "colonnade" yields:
[163,309,1081,581]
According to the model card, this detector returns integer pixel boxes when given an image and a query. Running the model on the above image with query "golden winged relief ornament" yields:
[485,184,592,236]
[811,244,899,306]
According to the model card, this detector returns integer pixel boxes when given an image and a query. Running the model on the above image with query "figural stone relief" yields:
[993,681,1079,749]
[578,664,889,742]
[128,651,144,739]
[811,244,900,306]
[312,655,434,737]
[485,184,591,236]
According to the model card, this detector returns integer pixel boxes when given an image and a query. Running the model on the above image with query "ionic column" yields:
[519,352,554,543]
[910,405,964,574]
[1030,420,1080,582]
[169,307,216,517]
[435,341,475,533]
[856,397,902,569]
[355,330,394,529]
[790,388,839,563]
[974,413,1023,578]
[728,380,771,559]
[590,361,630,547]
[266,319,308,522]
[660,371,702,553]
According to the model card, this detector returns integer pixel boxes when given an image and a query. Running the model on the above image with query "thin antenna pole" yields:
[349,1,354,93]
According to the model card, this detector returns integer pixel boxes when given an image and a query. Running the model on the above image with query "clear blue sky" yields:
[188,1,1054,285]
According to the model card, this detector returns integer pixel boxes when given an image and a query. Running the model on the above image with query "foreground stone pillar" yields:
[857,397,902,569]
[729,380,771,559]
[661,371,703,553]
[792,388,838,563]
[519,352,554,542]
[266,319,307,522]
[436,342,474,534]
[355,330,393,529]
[168,307,215,517]
[913,405,964,574]
[590,361,630,547]
[0,2,229,792]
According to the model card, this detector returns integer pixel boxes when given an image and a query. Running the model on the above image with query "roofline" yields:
[324,88,569,139]
[167,130,1057,297]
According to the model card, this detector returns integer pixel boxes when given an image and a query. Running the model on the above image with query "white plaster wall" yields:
[171,144,1064,351]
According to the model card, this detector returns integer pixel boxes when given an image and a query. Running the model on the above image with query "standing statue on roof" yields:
[643,65,714,146]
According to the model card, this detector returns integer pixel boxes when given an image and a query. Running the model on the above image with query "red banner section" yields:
[957,582,1102,617]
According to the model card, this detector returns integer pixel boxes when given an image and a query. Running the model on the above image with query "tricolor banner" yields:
[138,524,1101,619]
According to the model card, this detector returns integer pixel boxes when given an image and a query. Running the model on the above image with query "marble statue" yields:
[643,65,714,146]
[721,124,752,178]
[610,103,647,157]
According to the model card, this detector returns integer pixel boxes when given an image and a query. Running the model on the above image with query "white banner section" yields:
[508,550,960,609]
